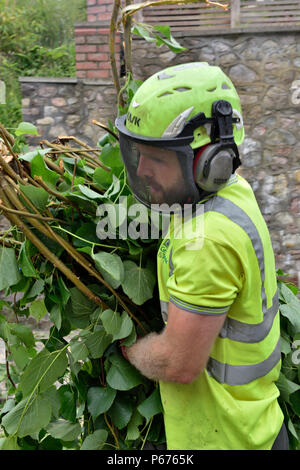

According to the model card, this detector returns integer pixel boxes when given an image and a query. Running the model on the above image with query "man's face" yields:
[136,143,187,205]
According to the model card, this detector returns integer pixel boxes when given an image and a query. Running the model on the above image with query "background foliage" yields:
[0,0,86,129]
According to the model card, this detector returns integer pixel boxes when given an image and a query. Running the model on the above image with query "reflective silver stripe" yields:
[204,196,267,312]
[169,248,174,277]
[160,300,169,323]
[219,291,279,343]
[206,337,281,386]
[170,295,229,316]
[204,195,279,342]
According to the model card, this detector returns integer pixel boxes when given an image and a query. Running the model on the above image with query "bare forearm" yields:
[125,331,171,382]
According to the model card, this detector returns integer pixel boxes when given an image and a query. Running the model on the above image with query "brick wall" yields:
[87,0,113,22]
[75,21,120,80]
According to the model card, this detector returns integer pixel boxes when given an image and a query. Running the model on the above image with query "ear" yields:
[192,144,210,179]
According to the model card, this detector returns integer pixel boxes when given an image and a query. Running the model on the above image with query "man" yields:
[115,62,288,450]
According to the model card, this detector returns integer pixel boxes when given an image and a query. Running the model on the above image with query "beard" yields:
[143,176,194,207]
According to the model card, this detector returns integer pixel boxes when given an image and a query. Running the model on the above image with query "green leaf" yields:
[2,395,52,438]
[131,23,155,43]
[46,419,81,441]
[137,388,163,423]
[30,153,60,190]
[93,251,124,289]
[0,246,22,289]
[101,309,133,341]
[57,276,70,306]
[280,335,291,355]
[126,409,144,441]
[93,166,113,189]
[15,121,38,136]
[153,26,186,53]
[288,418,299,440]
[10,344,30,370]
[121,327,137,347]
[73,223,99,248]
[19,148,51,162]
[81,430,108,450]
[108,395,134,430]
[0,436,20,450]
[276,372,300,403]
[9,323,35,348]
[19,348,68,397]
[122,260,156,305]
[50,304,62,331]
[19,183,49,211]
[153,24,171,39]
[69,287,97,328]
[58,385,77,422]
[25,279,45,301]
[78,184,104,200]
[18,242,38,278]
[87,386,117,419]
[290,390,300,416]
[106,353,143,391]
[100,143,122,168]
[42,387,61,419]
[69,339,89,362]
[29,298,47,322]
[84,327,112,358]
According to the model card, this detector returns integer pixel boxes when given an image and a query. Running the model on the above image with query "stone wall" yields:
[20,77,116,146]
[19,26,300,285]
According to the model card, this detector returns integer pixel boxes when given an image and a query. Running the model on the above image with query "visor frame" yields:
[115,114,204,147]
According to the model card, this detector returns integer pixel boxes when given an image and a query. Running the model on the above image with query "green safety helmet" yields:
[115,62,244,210]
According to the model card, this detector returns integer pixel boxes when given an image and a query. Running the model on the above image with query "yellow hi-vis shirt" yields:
[157,174,283,450]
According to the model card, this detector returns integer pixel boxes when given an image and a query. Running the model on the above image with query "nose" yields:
[136,154,153,178]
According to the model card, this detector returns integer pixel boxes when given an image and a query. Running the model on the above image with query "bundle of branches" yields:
[0,121,164,450]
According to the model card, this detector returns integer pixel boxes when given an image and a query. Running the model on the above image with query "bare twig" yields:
[123,0,133,77]
[110,0,124,108]
[92,120,119,141]
[5,348,16,389]
[0,186,104,308]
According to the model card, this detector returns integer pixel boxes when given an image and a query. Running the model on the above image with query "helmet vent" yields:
[157,73,175,80]
[158,92,173,98]
[173,87,191,92]
[222,83,231,90]
[207,86,217,92]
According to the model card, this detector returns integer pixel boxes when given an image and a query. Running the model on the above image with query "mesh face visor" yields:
[116,115,200,211]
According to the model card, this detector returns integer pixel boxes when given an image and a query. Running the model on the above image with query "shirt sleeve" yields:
[166,236,243,315]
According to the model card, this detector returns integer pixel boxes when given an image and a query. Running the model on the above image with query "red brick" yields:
[100,62,112,70]
[75,28,98,35]
[87,15,97,22]
[76,53,86,61]
[87,53,109,61]
[75,36,85,44]
[97,13,111,21]
[97,0,113,5]
[98,44,110,52]
[87,70,110,78]
[86,35,106,45]
[76,62,99,70]
[96,28,110,34]
[76,45,97,53]
[87,0,96,5]
[77,71,87,78]
[88,6,106,14]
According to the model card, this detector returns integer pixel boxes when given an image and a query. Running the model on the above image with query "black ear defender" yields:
[194,100,241,193]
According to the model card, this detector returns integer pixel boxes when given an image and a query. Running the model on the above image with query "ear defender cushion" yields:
[193,144,235,193]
